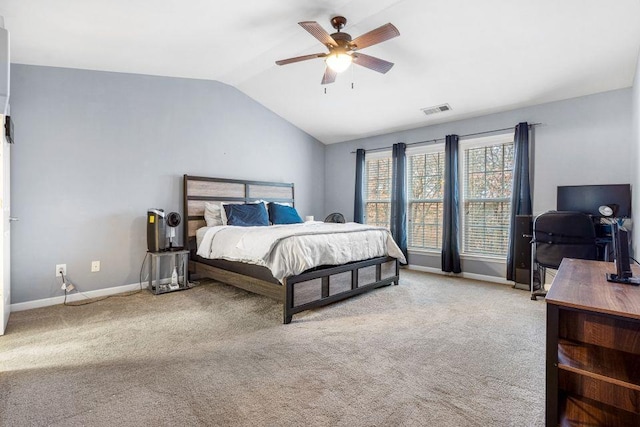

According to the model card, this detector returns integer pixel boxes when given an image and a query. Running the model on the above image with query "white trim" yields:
[459,132,513,148]
[461,271,512,285]
[365,149,392,160]
[406,142,445,156]
[408,249,506,264]
[408,248,440,255]
[406,264,513,286]
[407,249,507,265]
[10,281,147,312]
[459,254,507,263]
[407,246,507,265]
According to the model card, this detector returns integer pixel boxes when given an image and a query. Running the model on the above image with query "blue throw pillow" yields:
[268,203,303,224]
[224,203,269,227]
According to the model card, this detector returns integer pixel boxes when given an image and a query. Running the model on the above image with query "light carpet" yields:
[0,270,546,426]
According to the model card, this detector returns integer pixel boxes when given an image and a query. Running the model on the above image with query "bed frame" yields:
[183,175,400,324]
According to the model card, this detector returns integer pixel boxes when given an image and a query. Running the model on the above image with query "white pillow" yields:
[204,202,224,227]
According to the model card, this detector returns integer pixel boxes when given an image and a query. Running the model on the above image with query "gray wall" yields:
[632,52,640,256]
[325,88,633,277]
[10,64,325,304]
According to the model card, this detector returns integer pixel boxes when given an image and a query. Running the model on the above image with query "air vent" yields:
[421,103,452,116]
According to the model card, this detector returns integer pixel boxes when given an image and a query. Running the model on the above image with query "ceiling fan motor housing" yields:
[330,16,347,31]
[331,32,353,46]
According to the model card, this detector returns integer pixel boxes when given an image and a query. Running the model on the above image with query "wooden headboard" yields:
[183,175,295,252]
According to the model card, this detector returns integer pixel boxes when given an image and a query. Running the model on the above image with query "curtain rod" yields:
[350,122,542,154]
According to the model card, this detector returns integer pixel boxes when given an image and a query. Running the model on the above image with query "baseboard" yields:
[10,281,147,312]
[406,265,513,286]
[11,265,513,311]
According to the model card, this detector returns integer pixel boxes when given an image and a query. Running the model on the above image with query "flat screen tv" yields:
[606,223,639,285]
[557,184,631,217]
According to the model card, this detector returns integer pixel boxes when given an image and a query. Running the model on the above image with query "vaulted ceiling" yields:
[2,0,639,144]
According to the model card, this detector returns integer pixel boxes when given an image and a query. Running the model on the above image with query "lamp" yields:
[326,52,352,73]
[598,204,619,218]
[599,204,622,236]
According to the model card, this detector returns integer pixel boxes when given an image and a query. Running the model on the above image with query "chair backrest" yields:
[533,211,597,269]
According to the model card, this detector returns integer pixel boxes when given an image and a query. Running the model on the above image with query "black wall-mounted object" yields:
[557,184,631,218]
[4,115,13,144]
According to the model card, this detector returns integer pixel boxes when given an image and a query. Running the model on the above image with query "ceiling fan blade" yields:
[276,53,326,66]
[350,23,399,50]
[353,53,394,74]
[299,21,338,47]
[321,67,337,85]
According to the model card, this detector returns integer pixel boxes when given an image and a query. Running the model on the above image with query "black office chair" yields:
[530,211,598,300]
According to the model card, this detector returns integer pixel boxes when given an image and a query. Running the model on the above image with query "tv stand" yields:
[546,259,640,426]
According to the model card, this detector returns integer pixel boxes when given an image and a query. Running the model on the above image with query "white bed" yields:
[184,174,404,324]
[196,221,406,282]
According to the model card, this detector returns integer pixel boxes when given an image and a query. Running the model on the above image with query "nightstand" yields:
[148,249,189,295]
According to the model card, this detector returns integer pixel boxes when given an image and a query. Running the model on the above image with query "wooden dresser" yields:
[545,258,640,426]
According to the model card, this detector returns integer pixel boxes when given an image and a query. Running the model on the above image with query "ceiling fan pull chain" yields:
[350,62,354,90]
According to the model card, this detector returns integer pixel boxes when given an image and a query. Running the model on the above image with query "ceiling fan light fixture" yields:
[326,53,352,73]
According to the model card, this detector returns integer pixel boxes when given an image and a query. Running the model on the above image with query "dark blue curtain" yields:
[506,122,532,281]
[442,135,461,273]
[354,149,366,223]
[391,143,408,262]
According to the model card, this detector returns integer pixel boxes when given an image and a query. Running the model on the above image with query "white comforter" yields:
[196,221,406,282]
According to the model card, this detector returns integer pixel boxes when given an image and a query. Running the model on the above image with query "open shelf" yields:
[559,310,640,354]
[558,339,640,389]
[557,339,640,414]
[560,393,640,427]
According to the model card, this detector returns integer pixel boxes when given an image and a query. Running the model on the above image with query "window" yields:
[407,145,445,250]
[364,152,392,228]
[460,134,514,257]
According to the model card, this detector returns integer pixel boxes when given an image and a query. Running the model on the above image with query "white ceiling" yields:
[2,0,639,144]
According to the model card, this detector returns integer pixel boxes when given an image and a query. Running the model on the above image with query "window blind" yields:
[364,157,392,228]
[408,150,445,250]
[462,142,514,257]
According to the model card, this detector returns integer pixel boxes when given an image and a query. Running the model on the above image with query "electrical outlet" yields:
[56,264,67,277]
[91,261,100,272]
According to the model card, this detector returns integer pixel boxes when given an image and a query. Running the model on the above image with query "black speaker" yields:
[514,215,533,286]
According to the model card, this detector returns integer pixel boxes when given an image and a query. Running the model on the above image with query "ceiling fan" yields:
[275,16,400,85]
